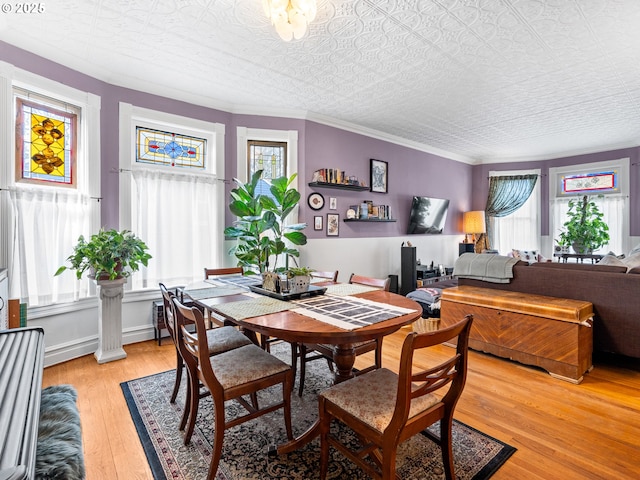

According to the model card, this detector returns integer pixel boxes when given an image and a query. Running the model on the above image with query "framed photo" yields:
[314,215,323,230]
[307,192,325,210]
[329,197,337,210]
[327,213,339,236]
[370,158,388,193]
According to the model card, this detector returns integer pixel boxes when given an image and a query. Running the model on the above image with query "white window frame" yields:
[489,169,541,255]
[234,127,301,269]
[549,158,630,255]
[0,61,101,311]
[119,103,226,290]
[236,127,298,188]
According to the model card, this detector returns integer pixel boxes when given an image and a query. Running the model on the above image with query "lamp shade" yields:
[463,210,486,234]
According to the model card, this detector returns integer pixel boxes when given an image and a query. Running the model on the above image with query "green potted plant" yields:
[286,266,314,277]
[557,195,610,254]
[286,266,314,294]
[224,169,307,284]
[55,228,152,281]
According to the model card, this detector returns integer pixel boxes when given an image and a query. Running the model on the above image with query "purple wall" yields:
[3,40,637,240]
[471,147,640,236]
[302,122,472,238]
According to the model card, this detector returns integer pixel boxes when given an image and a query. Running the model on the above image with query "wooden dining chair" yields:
[204,266,243,279]
[159,283,183,404]
[161,284,252,438]
[204,266,298,383]
[318,315,473,480]
[172,296,294,480]
[348,273,391,290]
[296,273,390,396]
[311,270,339,282]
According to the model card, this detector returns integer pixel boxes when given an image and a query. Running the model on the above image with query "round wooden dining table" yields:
[196,285,422,383]
[184,281,422,454]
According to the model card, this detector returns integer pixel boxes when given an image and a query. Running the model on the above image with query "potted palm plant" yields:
[557,195,610,254]
[224,170,307,290]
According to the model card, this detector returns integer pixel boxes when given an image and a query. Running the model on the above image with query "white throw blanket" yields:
[453,253,519,283]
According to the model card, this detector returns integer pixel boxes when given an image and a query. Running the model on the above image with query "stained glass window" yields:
[16,98,77,186]
[248,141,287,180]
[136,126,206,169]
[561,170,619,196]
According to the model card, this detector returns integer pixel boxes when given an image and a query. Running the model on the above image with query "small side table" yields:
[553,253,603,264]
[152,300,167,346]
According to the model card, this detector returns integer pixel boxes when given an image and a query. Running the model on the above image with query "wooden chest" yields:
[441,286,594,383]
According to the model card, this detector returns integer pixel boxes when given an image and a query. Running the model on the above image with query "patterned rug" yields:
[121,344,515,479]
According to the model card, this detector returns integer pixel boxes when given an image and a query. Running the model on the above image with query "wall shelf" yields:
[308,182,369,192]
[343,218,396,223]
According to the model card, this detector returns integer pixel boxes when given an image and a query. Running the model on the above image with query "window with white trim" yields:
[119,103,226,289]
[0,64,101,307]
[235,126,300,245]
[490,169,541,255]
[236,127,298,184]
[549,159,629,256]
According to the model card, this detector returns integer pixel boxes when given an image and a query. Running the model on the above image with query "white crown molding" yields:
[478,140,640,165]
[305,112,476,165]
[82,65,475,165]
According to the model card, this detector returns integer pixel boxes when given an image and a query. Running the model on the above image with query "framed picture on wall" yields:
[314,215,323,230]
[370,158,388,193]
[327,213,339,236]
[329,197,337,210]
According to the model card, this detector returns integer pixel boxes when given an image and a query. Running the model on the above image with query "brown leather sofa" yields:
[457,261,640,359]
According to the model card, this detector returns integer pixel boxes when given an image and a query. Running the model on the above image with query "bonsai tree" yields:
[224,170,307,275]
[55,228,152,280]
[557,195,609,254]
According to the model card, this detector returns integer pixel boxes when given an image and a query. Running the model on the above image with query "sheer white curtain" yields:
[491,174,541,254]
[130,168,221,289]
[551,195,624,255]
[8,187,93,306]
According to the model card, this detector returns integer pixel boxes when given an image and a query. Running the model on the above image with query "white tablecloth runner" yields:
[290,294,418,331]
[324,283,379,296]
[210,295,291,321]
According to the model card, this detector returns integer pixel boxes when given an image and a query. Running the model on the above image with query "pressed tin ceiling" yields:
[1,0,640,164]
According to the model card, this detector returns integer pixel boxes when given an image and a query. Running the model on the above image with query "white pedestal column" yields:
[94,277,127,364]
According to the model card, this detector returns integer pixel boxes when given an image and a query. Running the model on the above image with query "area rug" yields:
[121,344,515,480]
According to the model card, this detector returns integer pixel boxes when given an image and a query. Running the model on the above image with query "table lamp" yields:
[463,210,486,245]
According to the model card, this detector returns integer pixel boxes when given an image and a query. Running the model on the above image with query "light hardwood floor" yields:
[42,328,640,480]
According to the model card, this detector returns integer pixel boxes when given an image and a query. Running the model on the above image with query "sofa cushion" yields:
[628,243,640,257]
[622,252,640,271]
[512,249,539,263]
[597,253,626,268]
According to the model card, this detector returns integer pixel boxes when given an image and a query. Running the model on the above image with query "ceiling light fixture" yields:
[263,0,317,42]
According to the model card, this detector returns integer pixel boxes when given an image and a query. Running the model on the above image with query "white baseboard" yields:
[43,324,156,367]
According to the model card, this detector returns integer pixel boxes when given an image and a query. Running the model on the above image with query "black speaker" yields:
[387,274,398,294]
[459,243,475,256]
[400,246,417,295]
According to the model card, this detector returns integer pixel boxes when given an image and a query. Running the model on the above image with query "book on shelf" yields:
[347,203,392,220]
[311,168,365,186]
